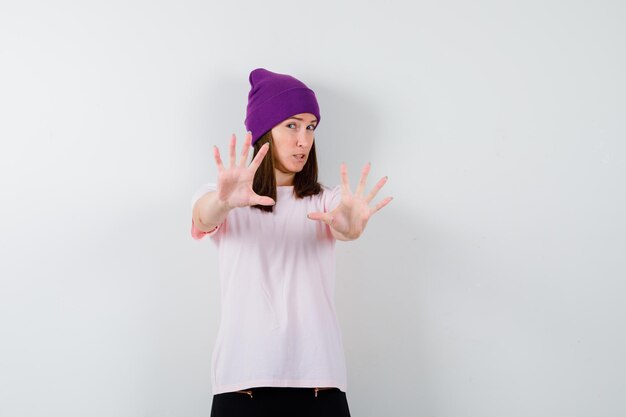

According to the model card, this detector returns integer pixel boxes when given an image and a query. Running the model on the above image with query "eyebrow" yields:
[288,117,318,124]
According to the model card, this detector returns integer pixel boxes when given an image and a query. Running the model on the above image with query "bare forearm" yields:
[192,191,232,232]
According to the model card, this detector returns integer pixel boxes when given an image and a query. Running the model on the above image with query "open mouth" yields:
[293,154,307,162]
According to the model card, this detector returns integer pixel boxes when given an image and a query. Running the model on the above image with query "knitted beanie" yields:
[245,68,321,145]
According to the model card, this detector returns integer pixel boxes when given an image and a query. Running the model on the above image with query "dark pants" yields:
[210,387,351,417]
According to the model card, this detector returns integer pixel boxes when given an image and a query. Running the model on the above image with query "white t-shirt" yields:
[190,184,347,395]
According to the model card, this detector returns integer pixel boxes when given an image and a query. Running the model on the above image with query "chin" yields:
[279,160,308,174]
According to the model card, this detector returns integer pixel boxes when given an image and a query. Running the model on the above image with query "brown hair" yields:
[252,130,322,212]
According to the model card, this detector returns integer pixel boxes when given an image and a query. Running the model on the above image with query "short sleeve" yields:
[190,183,221,240]
[325,184,342,212]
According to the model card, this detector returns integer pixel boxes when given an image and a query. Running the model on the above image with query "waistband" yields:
[231,387,339,398]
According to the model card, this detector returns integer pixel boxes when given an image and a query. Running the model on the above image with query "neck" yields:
[275,169,295,186]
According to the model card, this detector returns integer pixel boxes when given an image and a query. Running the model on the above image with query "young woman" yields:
[191,68,392,417]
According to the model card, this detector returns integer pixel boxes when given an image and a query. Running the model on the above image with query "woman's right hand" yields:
[213,132,275,208]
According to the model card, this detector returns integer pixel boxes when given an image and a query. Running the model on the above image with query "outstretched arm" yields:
[307,162,393,241]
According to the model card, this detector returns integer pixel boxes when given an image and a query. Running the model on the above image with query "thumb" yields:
[307,212,332,223]
[251,195,276,206]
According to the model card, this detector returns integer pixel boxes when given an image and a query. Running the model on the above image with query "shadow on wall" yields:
[191,71,251,176]
[333,197,452,413]
[312,83,380,187]
[315,84,459,413]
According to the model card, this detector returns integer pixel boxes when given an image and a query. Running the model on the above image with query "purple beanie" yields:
[245,68,321,145]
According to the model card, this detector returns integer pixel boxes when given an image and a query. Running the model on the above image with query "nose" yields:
[296,130,313,148]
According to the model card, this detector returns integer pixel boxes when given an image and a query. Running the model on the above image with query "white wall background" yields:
[1,1,625,416]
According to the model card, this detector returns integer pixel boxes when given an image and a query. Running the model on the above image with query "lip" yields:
[292,154,307,163]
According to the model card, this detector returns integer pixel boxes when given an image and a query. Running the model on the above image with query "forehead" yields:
[285,113,318,123]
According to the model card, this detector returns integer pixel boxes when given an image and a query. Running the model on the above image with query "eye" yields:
[286,123,296,129]
[307,124,317,131]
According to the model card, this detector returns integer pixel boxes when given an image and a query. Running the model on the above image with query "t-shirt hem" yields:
[212,379,347,395]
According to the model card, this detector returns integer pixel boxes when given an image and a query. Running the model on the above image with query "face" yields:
[270,113,318,175]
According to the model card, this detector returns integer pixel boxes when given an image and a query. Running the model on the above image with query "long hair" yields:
[252,130,322,212]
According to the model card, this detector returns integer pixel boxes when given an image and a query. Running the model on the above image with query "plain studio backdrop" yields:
[1,1,625,416]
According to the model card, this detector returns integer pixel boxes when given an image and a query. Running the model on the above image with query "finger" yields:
[213,145,225,173]
[238,131,252,168]
[250,195,275,206]
[340,163,351,194]
[307,211,333,223]
[229,133,236,168]
[248,143,270,172]
[370,196,393,215]
[355,162,371,196]
[365,176,388,203]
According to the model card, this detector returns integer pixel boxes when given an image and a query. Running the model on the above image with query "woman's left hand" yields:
[307,162,393,241]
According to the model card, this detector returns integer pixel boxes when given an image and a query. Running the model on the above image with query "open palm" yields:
[213,132,275,208]
[308,162,392,240]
